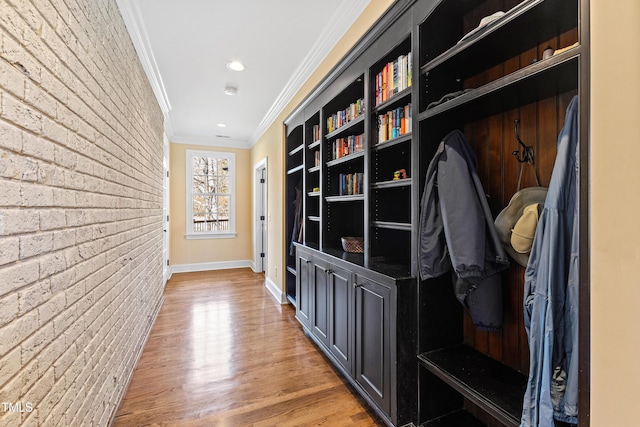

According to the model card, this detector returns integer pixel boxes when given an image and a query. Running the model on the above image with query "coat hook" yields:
[512,119,535,164]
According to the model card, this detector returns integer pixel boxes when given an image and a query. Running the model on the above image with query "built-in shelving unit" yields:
[285,124,304,304]
[283,0,589,426]
[415,0,587,425]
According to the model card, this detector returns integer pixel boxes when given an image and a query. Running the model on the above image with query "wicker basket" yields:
[341,237,364,253]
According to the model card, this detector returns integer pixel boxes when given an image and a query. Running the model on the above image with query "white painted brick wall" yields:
[0,0,165,425]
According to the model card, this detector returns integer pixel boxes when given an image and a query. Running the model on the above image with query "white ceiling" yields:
[117,0,373,148]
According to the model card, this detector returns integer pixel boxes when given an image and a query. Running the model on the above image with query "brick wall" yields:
[0,0,165,425]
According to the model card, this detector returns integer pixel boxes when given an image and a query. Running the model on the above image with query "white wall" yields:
[0,1,165,424]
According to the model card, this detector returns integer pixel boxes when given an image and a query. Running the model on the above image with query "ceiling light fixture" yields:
[226,61,245,71]
[224,86,238,96]
[217,123,226,128]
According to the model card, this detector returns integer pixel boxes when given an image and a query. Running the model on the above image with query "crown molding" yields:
[249,0,371,146]
[116,0,172,115]
[171,133,252,150]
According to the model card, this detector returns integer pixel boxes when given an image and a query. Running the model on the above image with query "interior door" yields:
[259,166,267,272]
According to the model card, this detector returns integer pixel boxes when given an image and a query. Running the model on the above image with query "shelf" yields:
[371,178,411,190]
[325,194,365,203]
[321,247,413,280]
[419,49,580,122]
[372,133,412,151]
[372,221,412,231]
[287,266,297,276]
[423,410,485,427]
[325,114,365,140]
[418,345,527,427]
[308,139,321,149]
[421,0,577,79]
[326,150,365,167]
[374,86,412,112]
[287,164,304,175]
[308,216,320,222]
[307,191,321,197]
[308,165,321,173]
[288,143,304,156]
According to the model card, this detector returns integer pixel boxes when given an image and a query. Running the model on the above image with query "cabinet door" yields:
[295,251,312,329]
[311,259,330,347]
[355,276,391,415]
[328,265,353,375]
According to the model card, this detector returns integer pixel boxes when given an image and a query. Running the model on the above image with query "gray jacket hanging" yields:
[419,130,510,331]
[520,95,580,426]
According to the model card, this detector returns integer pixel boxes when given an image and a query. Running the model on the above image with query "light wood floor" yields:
[113,268,385,426]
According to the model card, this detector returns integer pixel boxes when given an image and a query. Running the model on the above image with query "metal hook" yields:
[512,119,535,164]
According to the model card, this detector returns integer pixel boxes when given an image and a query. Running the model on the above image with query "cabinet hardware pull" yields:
[353,283,362,288]
[326,269,334,275]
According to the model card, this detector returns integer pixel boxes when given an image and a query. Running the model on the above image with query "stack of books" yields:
[326,98,365,133]
[338,173,364,196]
[332,133,364,160]
[377,104,412,143]
[311,124,321,142]
[375,52,412,106]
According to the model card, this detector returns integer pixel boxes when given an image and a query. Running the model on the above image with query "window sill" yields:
[185,232,237,240]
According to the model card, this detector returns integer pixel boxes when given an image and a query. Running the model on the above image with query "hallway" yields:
[113,269,384,426]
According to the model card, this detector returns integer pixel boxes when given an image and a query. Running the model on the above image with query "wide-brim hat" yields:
[494,187,548,267]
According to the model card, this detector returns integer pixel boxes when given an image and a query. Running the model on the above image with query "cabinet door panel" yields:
[329,266,353,374]
[312,260,330,347]
[296,252,312,328]
[355,278,391,414]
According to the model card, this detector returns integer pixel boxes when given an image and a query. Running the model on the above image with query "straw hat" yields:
[494,187,547,267]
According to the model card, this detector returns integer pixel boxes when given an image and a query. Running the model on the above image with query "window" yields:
[186,150,236,239]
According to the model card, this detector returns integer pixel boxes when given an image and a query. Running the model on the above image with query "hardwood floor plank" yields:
[113,268,384,426]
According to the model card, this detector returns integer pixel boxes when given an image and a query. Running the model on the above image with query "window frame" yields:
[185,150,236,239]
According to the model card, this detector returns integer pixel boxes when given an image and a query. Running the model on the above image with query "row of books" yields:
[332,133,364,160]
[377,104,412,143]
[314,150,320,167]
[338,172,364,196]
[375,52,412,106]
[311,124,321,142]
[326,98,365,134]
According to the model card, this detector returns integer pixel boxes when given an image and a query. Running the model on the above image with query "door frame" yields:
[253,157,268,273]
[162,133,170,285]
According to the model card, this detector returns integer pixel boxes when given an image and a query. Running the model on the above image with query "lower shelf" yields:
[423,410,486,427]
[418,345,527,427]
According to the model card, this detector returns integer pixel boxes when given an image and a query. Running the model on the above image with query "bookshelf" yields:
[285,124,304,304]
[283,0,589,426]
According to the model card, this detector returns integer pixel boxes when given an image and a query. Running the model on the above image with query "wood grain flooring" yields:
[113,269,385,427]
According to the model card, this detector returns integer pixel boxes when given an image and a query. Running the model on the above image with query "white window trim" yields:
[185,150,237,239]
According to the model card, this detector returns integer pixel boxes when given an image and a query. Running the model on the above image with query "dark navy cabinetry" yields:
[285,0,590,426]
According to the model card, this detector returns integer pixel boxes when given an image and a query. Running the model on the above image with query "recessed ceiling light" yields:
[224,86,238,96]
[217,123,226,128]
[226,61,245,71]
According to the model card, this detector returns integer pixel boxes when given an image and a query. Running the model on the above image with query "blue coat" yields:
[419,130,510,331]
[520,96,580,426]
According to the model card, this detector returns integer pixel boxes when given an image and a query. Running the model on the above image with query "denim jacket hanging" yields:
[520,96,580,426]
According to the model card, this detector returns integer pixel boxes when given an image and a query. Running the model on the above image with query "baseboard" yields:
[266,276,288,304]
[108,294,164,426]
[170,260,252,274]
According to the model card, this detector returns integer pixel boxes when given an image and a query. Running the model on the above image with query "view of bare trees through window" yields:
[192,156,230,231]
